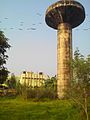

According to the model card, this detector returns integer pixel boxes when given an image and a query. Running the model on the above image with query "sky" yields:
[0,0,90,76]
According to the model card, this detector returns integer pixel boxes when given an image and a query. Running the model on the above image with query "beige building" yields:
[20,71,49,87]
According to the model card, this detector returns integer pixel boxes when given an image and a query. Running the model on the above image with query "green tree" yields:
[45,76,57,89]
[66,48,90,120]
[7,73,16,89]
[0,31,10,84]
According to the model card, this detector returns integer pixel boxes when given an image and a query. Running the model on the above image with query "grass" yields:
[0,97,86,120]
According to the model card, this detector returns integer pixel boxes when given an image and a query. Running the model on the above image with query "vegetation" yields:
[0,47,89,120]
[44,76,57,91]
[66,48,90,120]
[16,85,57,101]
[14,76,57,100]
[6,73,17,89]
[0,97,88,120]
[0,31,10,84]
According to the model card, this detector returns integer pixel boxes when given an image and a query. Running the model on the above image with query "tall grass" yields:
[0,97,83,120]
[16,85,57,101]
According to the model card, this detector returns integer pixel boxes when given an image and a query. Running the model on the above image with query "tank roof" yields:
[45,0,85,29]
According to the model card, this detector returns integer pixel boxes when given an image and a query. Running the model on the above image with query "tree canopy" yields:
[66,48,90,120]
[0,31,11,84]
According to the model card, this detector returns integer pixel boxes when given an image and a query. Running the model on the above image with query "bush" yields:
[17,85,57,100]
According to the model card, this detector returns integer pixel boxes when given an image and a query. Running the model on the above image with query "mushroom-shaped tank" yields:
[45,0,85,29]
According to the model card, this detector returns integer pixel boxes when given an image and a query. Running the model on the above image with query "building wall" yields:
[20,71,49,87]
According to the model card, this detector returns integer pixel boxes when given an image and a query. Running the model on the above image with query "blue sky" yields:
[0,0,90,76]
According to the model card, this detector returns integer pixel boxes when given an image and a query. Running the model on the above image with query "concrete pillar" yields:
[57,23,72,99]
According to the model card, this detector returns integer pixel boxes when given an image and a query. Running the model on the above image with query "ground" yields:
[0,97,89,120]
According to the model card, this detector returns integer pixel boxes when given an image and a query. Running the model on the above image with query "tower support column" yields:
[57,23,72,99]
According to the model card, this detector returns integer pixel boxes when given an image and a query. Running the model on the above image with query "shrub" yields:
[17,85,57,100]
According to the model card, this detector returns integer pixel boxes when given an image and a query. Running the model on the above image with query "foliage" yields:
[6,73,17,89]
[44,76,57,91]
[0,31,10,84]
[0,67,9,84]
[16,75,57,100]
[66,48,90,120]
[0,97,86,120]
[17,85,57,101]
[73,49,90,86]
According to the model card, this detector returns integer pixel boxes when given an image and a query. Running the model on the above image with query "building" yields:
[20,71,49,87]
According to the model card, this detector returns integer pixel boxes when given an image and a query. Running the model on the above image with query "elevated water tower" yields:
[45,0,85,98]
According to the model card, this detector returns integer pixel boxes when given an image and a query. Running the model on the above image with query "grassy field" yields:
[0,97,86,120]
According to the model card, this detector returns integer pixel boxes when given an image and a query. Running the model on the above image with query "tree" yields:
[0,31,10,84]
[66,48,90,120]
[0,67,9,84]
[44,75,57,90]
[6,73,16,89]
